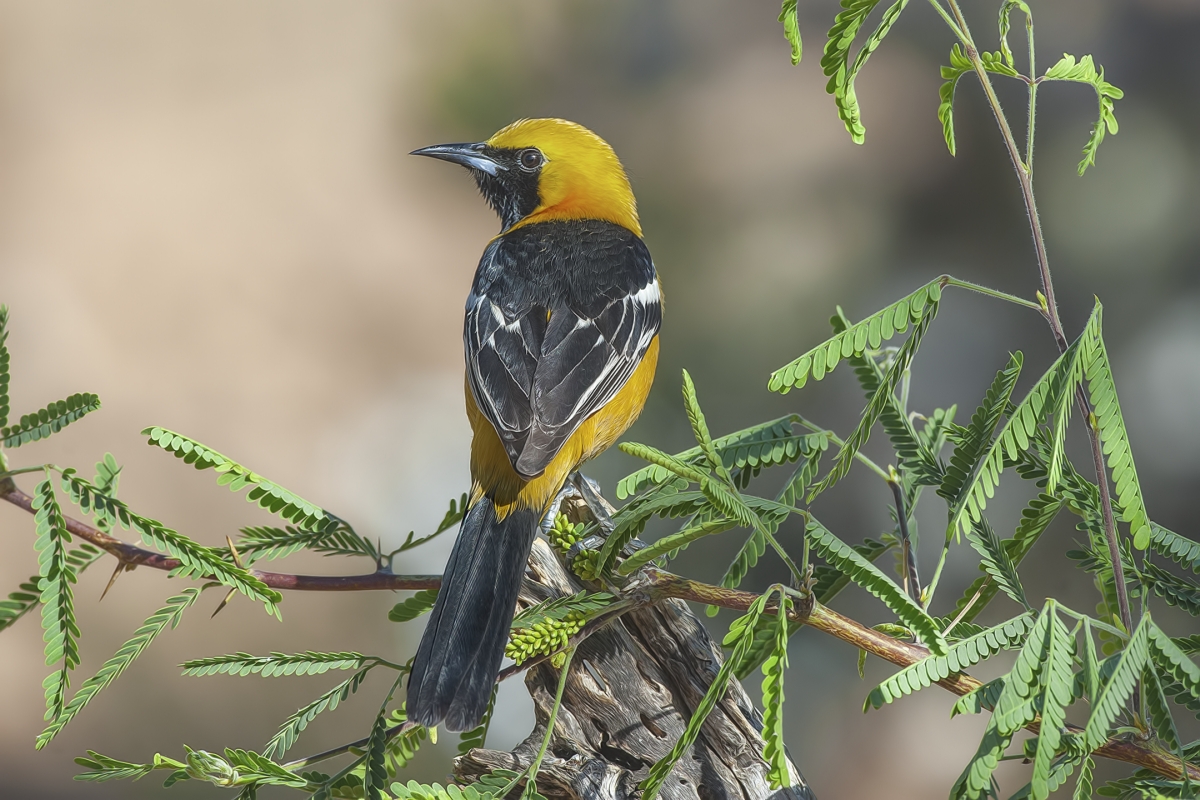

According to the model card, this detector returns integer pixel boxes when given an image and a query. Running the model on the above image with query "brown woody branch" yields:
[2,481,1195,783]
[0,485,440,592]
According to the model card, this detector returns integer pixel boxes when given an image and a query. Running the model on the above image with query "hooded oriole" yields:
[407,119,662,730]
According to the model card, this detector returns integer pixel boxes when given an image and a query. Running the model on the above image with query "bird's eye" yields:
[518,148,544,171]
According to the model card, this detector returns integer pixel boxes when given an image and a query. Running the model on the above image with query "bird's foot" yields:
[541,472,643,580]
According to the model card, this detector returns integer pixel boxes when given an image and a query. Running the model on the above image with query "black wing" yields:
[464,220,661,478]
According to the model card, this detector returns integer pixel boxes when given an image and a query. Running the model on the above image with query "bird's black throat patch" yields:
[471,148,542,230]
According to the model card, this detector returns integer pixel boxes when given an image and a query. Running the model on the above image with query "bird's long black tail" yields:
[407,497,538,731]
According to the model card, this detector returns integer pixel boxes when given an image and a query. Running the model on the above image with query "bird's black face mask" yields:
[410,142,545,230]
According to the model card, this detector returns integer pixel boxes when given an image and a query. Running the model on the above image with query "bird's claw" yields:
[565,534,606,564]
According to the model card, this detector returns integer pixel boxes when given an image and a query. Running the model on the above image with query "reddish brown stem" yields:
[0,485,439,592]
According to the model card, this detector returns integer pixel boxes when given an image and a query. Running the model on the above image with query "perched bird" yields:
[406,119,662,730]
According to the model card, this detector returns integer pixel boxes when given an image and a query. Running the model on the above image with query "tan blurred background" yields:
[1,1,1197,797]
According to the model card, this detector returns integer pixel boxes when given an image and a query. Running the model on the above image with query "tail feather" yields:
[407,498,538,731]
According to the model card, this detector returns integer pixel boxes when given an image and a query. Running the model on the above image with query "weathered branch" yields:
[456,538,816,800]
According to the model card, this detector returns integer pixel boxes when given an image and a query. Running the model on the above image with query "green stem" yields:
[502,646,576,798]
[1054,605,1128,640]
[763,527,806,588]
[938,0,1133,645]
[943,277,1042,312]
[1024,13,1037,173]
[924,537,953,604]
[925,0,966,39]
[796,417,891,481]
[0,464,56,480]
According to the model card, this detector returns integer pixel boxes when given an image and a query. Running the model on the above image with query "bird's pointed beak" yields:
[410,142,505,176]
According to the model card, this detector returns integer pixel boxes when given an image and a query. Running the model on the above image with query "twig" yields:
[0,485,439,592]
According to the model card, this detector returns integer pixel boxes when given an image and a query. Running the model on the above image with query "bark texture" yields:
[454,529,815,800]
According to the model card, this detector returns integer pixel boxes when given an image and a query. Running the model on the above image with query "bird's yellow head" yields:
[412,118,641,237]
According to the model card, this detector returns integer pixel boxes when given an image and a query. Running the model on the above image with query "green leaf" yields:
[813,536,892,605]
[1042,54,1123,175]
[761,594,792,790]
[236,523,379,563]
[391,781,491,800]
[836,309,945,490]
[262,667,373,759]
[511,591,614,630]
[37,588,202,750]
[820,0,910,143]
[507,593,611,664]
[0,305,10,429]
[965,517,1030,610]
[947,308,1095,542]
[32,475,79,726]
[1080,310,1151,549]
[385,708,428,773]
[681,370,733,485]
[1073,756,1094,800]
[598,490,708,572]
[1084,613,1151,748]
[779,0,802,64]
[1144,666,1182,751]
[1080,619,1102,706]
[806,515,947,655]
[710,450,825,613]
[0,578,40,633]
[1141,562,1200,616]
[641,592,772,800]
[3,393,101,448]
[951,677,1005,717]
[952,603,1058,798]
[997,0,1032,71]
[389,590,440,624]
[2,544,103,634]
[769,279,941,394]
[1148,623,1200,723]
[141,427,331,533]
[866,611,1034,710]
[61,472,282,611]
[1030,610,1074,800]
[939,353,1023,507]
[1149,524,1200,573]
[937,44,974,156]
[90,454,123,532]
[365,707,390,800]
[394,493,469,554]
[1175,635,1200,656]
[131,746,307,789]
[619,515,740,575]
[74,751,167,783]
[616,441,708,486]
[617,416,817,499]
[182,651,371,677]
[810,293,940,498]
[951,492,1060,625]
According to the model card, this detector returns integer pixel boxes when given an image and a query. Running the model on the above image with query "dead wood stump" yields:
[454,532,816,800]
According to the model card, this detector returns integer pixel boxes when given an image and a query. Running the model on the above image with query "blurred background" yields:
[1,1,1197,797]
